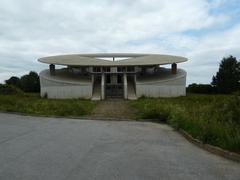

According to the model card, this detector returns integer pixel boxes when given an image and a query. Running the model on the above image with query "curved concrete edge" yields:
[136,69,186,97]
[179,129,240,163]
[39,69,92,85]
[40,68,186,86]
[0,111,238,163]
[136,69,187,85]
[39,69,92,99]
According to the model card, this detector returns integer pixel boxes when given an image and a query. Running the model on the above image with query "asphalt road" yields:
[0,113,239,180]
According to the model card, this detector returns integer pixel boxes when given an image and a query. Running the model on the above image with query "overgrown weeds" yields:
[0,93,96,117]
[131,94,240,153]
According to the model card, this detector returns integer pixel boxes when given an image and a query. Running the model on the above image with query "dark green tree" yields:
[5,76,21,88]
[212,55,240,93]
[20,71,40,92]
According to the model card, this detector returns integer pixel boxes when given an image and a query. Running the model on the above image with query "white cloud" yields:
[181,23,240,84]
[0,0,239,84]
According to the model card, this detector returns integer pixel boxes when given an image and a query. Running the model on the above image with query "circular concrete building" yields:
[38,53,188,100]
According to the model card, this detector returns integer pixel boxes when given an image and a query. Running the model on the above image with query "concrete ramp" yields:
[91,81,101,100]
[127,81,137,100]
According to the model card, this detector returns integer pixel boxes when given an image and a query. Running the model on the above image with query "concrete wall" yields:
[136,69,186,97]
[39,69,92,99]
[39,67,187,99]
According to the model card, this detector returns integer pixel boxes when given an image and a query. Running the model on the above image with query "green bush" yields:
[187,83,216,94]
[5,76,21,88]
[0,84,23,95]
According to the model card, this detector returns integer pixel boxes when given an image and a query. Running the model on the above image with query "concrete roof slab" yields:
[38,53,188,66]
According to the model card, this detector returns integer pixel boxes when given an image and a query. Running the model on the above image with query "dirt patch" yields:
[91,99,137,119]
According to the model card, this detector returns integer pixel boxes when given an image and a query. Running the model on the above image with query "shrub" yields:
[187,83,216,94]
[0,84,23,95]
[5,76,21,88]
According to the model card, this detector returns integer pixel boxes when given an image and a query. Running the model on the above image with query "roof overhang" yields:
[38,53,188,67]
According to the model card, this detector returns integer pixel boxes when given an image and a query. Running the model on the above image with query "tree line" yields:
[0,71,40,94]
[187,55,240,94]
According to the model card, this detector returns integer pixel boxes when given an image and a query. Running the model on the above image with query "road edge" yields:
[179,129,240,163]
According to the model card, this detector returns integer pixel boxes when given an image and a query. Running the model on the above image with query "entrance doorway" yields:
[105,74,124,98]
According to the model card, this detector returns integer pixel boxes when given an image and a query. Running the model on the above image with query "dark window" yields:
[103,67,110,72]
[117,67,125,72]
[106,74,111,84]
[93,67,101,72]
[127,66,135,72]
[117,75,123,84]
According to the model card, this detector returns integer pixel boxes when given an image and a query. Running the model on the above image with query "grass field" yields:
[131,94,240,153]
[0,93,96,117]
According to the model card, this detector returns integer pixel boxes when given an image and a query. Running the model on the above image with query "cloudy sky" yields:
[0,0,240,84]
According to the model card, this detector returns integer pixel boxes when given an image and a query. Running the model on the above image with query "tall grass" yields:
[0,94,96,117]
[131,94,240,153]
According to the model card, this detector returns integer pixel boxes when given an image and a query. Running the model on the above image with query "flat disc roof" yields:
[38,53,188,66]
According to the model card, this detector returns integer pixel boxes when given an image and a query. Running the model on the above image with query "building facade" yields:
[38,53,188,100]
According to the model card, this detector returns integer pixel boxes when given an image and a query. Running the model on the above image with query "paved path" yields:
[91,99,136,119]
[0,113,239,180]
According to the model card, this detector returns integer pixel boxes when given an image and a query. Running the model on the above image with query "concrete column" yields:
[134,74,137,91]
[49,64,55,75]
[124,73,128,99]
[172,63,177,74]
[101,73,105,100]
[91,74,94,96]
